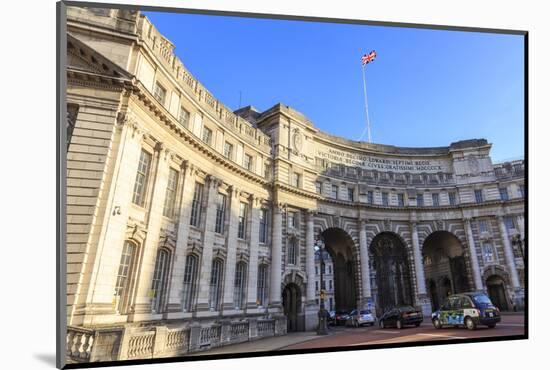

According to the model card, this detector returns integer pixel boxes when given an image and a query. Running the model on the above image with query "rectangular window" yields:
[479,219,489,233]
[432,193,440,207]
[189,183,203,227]
[132,149,152,206]
[162,168,179,218]
[223,142,233,159]
[264,164,272,180]
[244,154,253,171]
[214,193,226,234]
[178,107,190,128]
[287,238,297,265]
[182,255,198,311]
[288,212,297,229]
[292,172,300,187]
[238,202,247,239]
[259,209,268,243]
[475,189,483,203]
[398,193,405,207]
[448,192,457,206]
[153,82,167,105]
[201,126,212,145]
[315,181,322,194]
[209,259,223,310]
[348,188,355,202]
[114,241,136,313]
[331,185,339,199]
[257,265,268,306]
[505,216,516,231]
[367,191,374,204]
[329,280,333,290]
[315,281,319,291]
[483,243,495,263]
[151,249,170,313]
[234,263,247,309]
[315,266,319,275]
[382,192,389,206]
[417,193,424,206]
[499,187,509,201]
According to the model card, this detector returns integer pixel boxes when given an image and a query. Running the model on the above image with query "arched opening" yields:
[370,232,414,316]
[422,231,469,309]
[282,283,302,332]
[486,275,509,311]
[320,228,359,312]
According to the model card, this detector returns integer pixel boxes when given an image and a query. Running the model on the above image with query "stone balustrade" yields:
[68,316,286,363]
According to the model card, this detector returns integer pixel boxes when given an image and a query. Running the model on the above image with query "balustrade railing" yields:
[230,321,249,340]
[66,326,95,362]
[257,320,275,337]
[127,330,155,359]
[199,325,222,347]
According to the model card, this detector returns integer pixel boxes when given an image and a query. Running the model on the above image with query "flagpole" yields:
[360,63,372,143]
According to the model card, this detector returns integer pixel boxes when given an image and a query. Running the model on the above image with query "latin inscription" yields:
[316,148,449,173]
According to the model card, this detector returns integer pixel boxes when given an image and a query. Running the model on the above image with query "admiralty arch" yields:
[64,7,525,362]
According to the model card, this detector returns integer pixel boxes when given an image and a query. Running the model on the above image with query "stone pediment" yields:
[66,33,132,80]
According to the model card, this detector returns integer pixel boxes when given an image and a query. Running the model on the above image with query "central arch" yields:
[422,231,470,310]
[369,232,414,316]
[320,228,359,312]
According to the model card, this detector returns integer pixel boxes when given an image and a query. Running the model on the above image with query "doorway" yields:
[282,283,302,332]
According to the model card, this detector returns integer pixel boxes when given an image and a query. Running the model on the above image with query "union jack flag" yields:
[361,50,377,66]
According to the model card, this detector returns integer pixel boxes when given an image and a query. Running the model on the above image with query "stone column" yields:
[166,162,196,317]
[497,216,521,290]
[463,218,484,292]
[131,143,171,318]
[269,203,283,310]
[359,219,373,310]
[221,186,240,312]
[410,222,430,316]
[246,196,261,310]
[304,210,318,330]
[195,175,221,314]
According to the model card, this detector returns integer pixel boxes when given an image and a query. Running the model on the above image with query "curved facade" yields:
[64,7,525,361]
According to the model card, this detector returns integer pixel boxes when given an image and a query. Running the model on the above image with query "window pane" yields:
[151,249,170,313]
[190,183,203,227]
[162,168,179,218]
[215,193,226,234]
[114,241,136,313]
[432,193,439,206]
[234,262,247,309]
[209,259,223,310]
[182,255,198,311]
[132,150,152,206]
[179,107,190,128]
[238,202,247,239]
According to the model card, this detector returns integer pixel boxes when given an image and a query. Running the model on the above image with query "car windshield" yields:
[472,294,493,305]
[360,310,371,315]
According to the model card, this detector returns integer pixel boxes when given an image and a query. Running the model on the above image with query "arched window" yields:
[182,254,199,312]
[287,238,298,265]
[151,249,171,313]
[257,264,268,307]
[114,241,137,313]
[234,262,247,309]
[209,259,224,310]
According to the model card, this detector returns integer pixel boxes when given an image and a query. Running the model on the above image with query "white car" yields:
[346,309,376,327]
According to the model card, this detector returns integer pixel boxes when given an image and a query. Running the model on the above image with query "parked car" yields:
[431,292,501,330]
[346,309,376,327]
[328,310,336,325]
[379,306,423,329]
[334,310,351,326]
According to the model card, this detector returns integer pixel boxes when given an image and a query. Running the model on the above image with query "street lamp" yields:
[511,234,525,264]
[315,234,329,335]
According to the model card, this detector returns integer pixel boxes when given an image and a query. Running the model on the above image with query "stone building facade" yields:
[64,7,525,363]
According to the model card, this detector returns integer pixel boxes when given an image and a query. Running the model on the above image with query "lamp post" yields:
[315,235,329,335]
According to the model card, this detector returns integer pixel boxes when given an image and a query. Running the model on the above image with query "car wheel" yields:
[487,324,496,329]
[465,317,477,331]
[354,320,359,328]
[415,322,421,327]
[433,318,442,329]
[396,320,403,329]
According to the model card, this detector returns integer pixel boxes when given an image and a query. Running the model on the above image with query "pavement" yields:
[192,313,525,356]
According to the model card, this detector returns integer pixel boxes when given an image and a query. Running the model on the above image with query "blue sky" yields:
[143,11,525,162]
